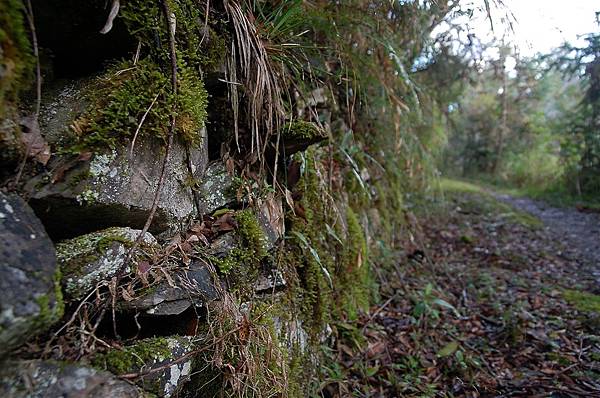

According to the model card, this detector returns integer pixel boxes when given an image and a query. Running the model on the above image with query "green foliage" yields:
[563,289,600,313]
[93,337,174,375]
[120,0,225,72]
[444,25,600,200]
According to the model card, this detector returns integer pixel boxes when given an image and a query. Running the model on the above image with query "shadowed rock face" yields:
[120,260,219,316]
[31,0,136,78]
[0,360,143,398]
[0,192,62,357]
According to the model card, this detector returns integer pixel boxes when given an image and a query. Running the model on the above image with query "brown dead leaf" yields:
[78,151,93,161]
[20,115,51,165]
[365,341,387,360]
[225,156,235,174]
[214,212,236,232]
[137,261,150,275]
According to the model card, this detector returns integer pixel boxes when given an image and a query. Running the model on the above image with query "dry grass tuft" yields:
[224,0,285,161]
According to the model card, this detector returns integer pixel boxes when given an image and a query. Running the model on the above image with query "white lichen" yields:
[89,151,117,178]
[65,245,126,298]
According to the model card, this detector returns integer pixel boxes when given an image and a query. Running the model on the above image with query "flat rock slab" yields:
[0,360,142,398]
[196,161,236,216]
[0,192,63,357]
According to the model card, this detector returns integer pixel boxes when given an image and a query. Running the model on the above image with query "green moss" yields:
[286,151,334,338]
[56,227,135,276]
[65,58,207,152]
[215,209,267,274]
[33,271,64,330]
[54,0,230,153]
[335,207,376,321]
[248,300,313,398]
[0,0,33,114]
[119,0,225,72]
[282,120,324,140]
[563,289,600,313]
[93,337,173,375]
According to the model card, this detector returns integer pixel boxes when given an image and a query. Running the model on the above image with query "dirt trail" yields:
[322,185,600,397]
[496,194,600,288]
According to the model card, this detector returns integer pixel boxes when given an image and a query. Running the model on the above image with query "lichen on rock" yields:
[57,227,157,300]
[0,192,63,356]
[93,336,195,397]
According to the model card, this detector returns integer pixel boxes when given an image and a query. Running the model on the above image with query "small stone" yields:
[121,259,218,316]
[57,227,157,301]
[254,269,286,293]
[207,233,236,258]
[256,196,285,250]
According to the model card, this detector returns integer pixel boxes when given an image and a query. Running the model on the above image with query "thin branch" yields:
[130,90,161,158]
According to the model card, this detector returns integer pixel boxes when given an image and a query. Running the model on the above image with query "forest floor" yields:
[320,179,600,397]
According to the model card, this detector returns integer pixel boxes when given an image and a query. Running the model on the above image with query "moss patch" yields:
[283,120,324,141]
[0,0,33,114]
[563,289,600,313]
[215,209,267,274]
[66,58,207,152]
[93,337,174,375]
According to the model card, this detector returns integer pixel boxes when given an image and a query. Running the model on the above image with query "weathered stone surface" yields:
[0,192,63,357]
[39,78,92,145]
[57,227,157,300]
[273,316,309,354]
[27,132,208,239]
[0,360,142,398]
[196,161,236,216]
[207,232,236,258]
[256,196,285,250]
[254,268,286,293]
[94,336,195,397]
[121,260,218,316]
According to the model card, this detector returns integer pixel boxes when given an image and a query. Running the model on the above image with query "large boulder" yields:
[57,227,157,301]
[0,192,63,357]
[93,336,195,397]
[0,360,142,398]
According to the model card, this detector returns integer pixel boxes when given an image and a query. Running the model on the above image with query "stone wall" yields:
[0,1,398,396]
